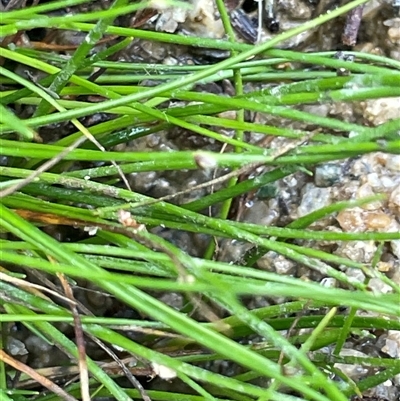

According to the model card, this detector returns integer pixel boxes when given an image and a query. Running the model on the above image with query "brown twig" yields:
[0,271,74,305]
[0,349,79,401]
[87,334,152,401]
[58,272,91,401]
[342,5,365,46]
[43,266,151,401]
[0,135,87,198]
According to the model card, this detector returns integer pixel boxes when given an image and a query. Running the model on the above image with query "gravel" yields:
[3,0,400,399]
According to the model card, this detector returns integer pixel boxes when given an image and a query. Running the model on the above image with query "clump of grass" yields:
[1,0,400,401]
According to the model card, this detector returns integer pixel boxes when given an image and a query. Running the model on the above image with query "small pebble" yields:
[344,267,366,283]
[385,155,400,172]
[274,254,296,275]
[335,349,369,380]
[337,208,366,232]
[357,183,382,210]
[388,186,400,214]
[381,331,400,358]
[363,97,400,126]
[336,240,377,263]
[7,337,28,356]
[364,211,393,230]
[314,163,342,187]
[368,278,393,294]
[297,184,331,217]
